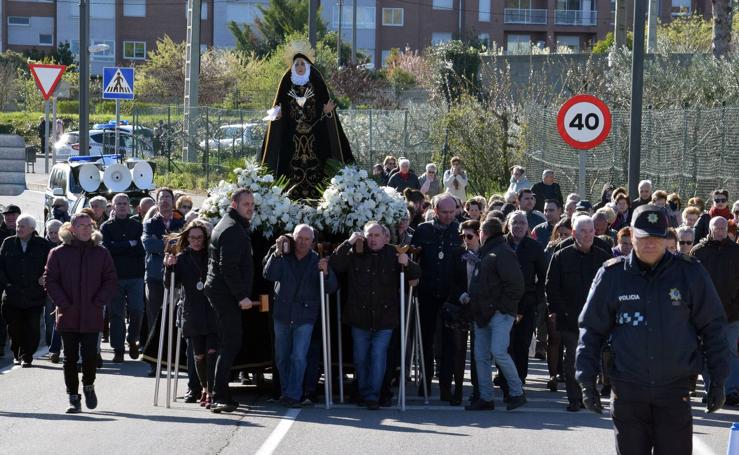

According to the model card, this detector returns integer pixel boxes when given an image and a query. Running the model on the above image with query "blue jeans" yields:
[49,321,62,354]
[274,320,314,401]
[110,278,145,353]
[352,327,393,402]
[474,312,523,402]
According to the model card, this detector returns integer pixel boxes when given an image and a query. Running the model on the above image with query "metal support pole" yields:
[325,291,333,406]
[627,0,646,198]
[351,0,357,63]
[399,272,406,411]
[51,97,57,165]
[165,277,176,408]
[153,280,170,406]
[336,289,344,404]
[172,325,183,402]
[309,0,318,48]
[337,0,343,67]
[578,150,586,198]
[43,101,50,173]
[646,0,658,54]
[414,294,429,404]
[115,99,121,157]
[319,272,331,409]
[79,0,90,156]
[614,0,627,47]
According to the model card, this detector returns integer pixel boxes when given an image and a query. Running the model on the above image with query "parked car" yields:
[52,128,153,161]
[198,123,262,153]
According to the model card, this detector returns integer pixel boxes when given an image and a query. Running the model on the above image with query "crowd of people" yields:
[0,157,737,452]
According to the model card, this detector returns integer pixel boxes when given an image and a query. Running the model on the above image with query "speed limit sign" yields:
[557,94,612,150]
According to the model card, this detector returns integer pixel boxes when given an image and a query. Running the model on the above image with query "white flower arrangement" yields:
[200,161,407,238]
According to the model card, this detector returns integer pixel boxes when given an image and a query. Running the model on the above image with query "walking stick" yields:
[165,275,176,408]
[153,274,170,407]
[172,323,183,402]
[318,243,331,409]
[395,245,409,411]
[336,288,344,404]
[414,291,429,405]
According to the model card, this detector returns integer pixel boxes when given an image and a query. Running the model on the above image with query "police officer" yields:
[576,204,729,455]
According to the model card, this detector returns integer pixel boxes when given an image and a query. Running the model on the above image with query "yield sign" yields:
[29,64,67,100]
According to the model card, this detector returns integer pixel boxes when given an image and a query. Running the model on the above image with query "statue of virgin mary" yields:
[260,41,354,199]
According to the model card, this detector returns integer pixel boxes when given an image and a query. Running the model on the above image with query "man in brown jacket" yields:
[45,213,118,414]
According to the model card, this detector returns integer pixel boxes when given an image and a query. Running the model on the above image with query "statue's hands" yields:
[323,100,336,114]
[275,104,282,119]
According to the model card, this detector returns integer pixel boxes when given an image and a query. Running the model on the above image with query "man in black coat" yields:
[690,216,739,404]
[546,214,610,410]
[0,204,20,357]
[531,170,563,212]
[101,193,146,363]
[205,189,255,413]
[411,194,463,396]
[0,215,51,367]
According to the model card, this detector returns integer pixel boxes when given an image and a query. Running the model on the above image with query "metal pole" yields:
[43,101,49,173]
[309,0,318,48]
[79,0,90,156]
[325,291,333,406]
[399,271,406,411]
[337,0,343,67]
[414,294,429,404]
[351,0,357,63]
[614,0,627,47]
[578,150,586,198]
[627,0,646,198]
[165,277,175,408]
[115,99,120,157]
[646,0,658,54]
[153,283,170,406]
[172,326,182,402]
[319,272,331,409]
[336,289,344,404]
[51,97,57,165]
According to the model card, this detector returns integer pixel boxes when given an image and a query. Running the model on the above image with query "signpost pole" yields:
[51,96,57,165]
[578,150,586,198]
[43,100,50,174]
[115,99,120,157]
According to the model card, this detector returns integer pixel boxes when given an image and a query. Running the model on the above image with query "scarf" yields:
[709,206,732,220]
[290,61,311,86]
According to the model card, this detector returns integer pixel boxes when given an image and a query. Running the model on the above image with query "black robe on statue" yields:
[260,66,354,199]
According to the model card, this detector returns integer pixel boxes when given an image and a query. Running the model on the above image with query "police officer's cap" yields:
[630,204,669,238]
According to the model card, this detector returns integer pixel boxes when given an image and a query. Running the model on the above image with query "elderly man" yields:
[517,189,546,231]
[0,215,51,367]
[676,226,695,255]
[89,196,108,227]
[466,218,527,411]
[331,222,421,410]
[411,194,463,396]
[132,197,155,223]
[545,214,610,409]
[631,179,653,212]
[691,216,739,405]
[101,193,146,363]
[387,158,420,193]
[0,204,20,244]
[205,189,255,413]
[531,170,563,212]
[264,225,337,407]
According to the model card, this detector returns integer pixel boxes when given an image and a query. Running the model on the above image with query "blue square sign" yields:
[102,67,135,100]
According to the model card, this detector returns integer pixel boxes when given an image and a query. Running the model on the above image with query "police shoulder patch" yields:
[604,256,626,268]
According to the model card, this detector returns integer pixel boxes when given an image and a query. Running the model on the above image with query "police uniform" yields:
[575,205,729,455]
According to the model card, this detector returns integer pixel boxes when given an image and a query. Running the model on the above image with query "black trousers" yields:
[418,291,444,390]
[509,305,536,381]
[2,305,42,363]
[560,330,582,405]
[611,380,693,455]
[439,326,468,396]
[209,295,242,404]
[61,332,98,395]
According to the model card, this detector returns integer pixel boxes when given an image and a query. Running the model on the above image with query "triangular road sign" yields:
[29,64,66,101]
[103,68,133,95]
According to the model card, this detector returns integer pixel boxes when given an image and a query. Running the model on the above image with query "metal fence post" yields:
[681,103,689,196]
[369,110,373,159]
[719,101,727,190]
[167,105,172,173]
[205,106,210,189]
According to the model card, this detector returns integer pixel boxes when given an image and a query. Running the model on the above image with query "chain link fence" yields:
[522,103,739,202]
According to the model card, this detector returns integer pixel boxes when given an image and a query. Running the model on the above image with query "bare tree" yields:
[712,0,732,58]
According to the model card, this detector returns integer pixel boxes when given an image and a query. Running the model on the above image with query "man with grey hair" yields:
[264,224,337,407]
[676,225,695,255]
[690,216,739,405]
[0,214,51,367]
[387,158,420,193]
[531,169,563,212]
[132,197,155,224]
[101,193,146,363]
[545,214,610,408]
[419,163,441,197]
[632,179,653,212]
[89,196,108,226]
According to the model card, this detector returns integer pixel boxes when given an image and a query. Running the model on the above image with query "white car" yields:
[199,123,261,152]
[52,129,136,161]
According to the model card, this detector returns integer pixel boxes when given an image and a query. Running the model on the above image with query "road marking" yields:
[0,346,49,375]
[693,435,717,455]
[254,408,301,455]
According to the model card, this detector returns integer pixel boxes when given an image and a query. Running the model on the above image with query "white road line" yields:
[254,408,301,455]
[693,435,717,455]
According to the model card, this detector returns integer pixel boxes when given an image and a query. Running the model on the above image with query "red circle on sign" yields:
[557,94,612,150]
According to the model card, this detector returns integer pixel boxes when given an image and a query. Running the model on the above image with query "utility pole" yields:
[613,0,626,47]
[309,0,318,48]
[351,0,357,63]
[183,0,201,162]
[627,0,646,198]
[646,0,658,53]
[337,0,343,66]
[79,0,90,156]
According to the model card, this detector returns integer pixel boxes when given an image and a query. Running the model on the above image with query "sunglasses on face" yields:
[715,198,727,203]
[460,233,477,240]
[679,240,693,245]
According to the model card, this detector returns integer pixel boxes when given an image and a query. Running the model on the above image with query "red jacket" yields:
[44,227,118,333]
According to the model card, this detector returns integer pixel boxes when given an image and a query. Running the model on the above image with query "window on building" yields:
[91,40,115,60]
[432,0,453,10]
[226,3,261,24]
[39,34,53,45]
[124,0,146,17]
[381,49,392,67]
[123,41,146,59]
[70,40,80,57]
[431,32,453,45]
[671,0,691,16]
[556,35,580,52]
[479,0,491,22]
[382,8,404,26]
[478,33,490,46]
[8,16,30,26]
[333,5,376,28]
[91,1,115,18]
[506,33,531,54]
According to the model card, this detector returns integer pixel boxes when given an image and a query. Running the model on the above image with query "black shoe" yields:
[280,397,302,408]
[366,400,380,410]
[534,351,546,361]
[449,389,463,406]
[66,394,82,414]
[726,393,739,406]
[50,353,60,364]
[566,402,581,412]
[547,378,558,392]
[21,361,32,368]
[129,342,140,360]
[211,401,238,413]
[600,385,611,397]
[112,352,124,363]
[97,353,103,368]
[184,390,201,403]
[465,399,495,411]
[379,396,393,407]
[83,385,98,410]
[440,387,451,402]
[13,357,21,365]
[506,394,527,411]
[468,394,480,404]
[493,375,502,387]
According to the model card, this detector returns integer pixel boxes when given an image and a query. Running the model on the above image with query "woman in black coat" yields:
[164,220,218,408]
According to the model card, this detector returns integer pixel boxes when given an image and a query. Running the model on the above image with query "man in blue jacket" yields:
[576,204,729,455]
[264,224,337,407]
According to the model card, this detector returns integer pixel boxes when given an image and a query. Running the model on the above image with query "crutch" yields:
[325,288,333,406]
[412,290,429,404]
[396,245,410,411]
[336,288,344,404]
[172,313,183,403]
[165,276,176,408]
[154,273,173,406]
[318,244,332,409]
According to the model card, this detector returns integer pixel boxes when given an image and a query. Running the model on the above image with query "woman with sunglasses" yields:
[709,189,732,220]
[164,220,217,408]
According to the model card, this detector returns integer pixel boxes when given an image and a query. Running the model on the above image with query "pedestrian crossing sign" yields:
[102,67,135,100]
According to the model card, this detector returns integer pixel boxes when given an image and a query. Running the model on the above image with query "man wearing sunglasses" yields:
[690,216,739,406]
[709,189,733,220]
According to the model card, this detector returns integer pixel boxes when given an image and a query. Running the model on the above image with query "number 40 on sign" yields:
[557,94,612,150]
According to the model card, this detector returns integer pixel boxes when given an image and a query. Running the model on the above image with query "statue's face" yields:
[294,58,307,75]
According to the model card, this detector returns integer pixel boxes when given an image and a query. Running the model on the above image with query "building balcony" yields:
[504,8,547,25]
[554,9,597,26]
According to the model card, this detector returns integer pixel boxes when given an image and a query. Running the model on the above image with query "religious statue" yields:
[260,41,354,200]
